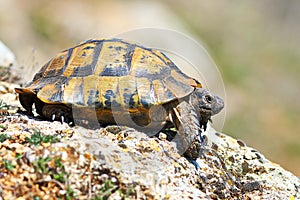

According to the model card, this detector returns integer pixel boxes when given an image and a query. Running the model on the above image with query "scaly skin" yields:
[170,88,224,162]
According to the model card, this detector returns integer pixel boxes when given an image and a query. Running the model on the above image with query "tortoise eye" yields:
[205,95,213,103]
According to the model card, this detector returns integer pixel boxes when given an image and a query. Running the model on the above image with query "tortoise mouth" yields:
[199,107,212,116]
[200,106,212,111]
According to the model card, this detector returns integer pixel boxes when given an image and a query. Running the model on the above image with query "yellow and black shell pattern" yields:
[19,38,200,113]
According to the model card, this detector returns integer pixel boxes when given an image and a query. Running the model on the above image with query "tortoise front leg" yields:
[169,99,204,161]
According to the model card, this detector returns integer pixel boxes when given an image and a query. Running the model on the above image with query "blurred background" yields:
[0,0,299,175]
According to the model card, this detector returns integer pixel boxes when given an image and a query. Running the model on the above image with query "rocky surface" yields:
[0,40,299,199]
[0,80,299,200]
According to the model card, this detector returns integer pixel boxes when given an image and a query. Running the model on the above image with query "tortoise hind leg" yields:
[34,97,45,117]
[41,103,73,124]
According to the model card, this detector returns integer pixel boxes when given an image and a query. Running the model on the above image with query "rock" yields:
[0,41,15,68]
[0,82,299,199]
[0,41,19,82]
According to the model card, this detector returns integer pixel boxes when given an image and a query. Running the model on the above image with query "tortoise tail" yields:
[15,88,36,115]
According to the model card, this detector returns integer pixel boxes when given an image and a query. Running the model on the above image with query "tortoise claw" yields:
[186,157,201,170]
[49,109,73,126]
[198,131,204,143]
[60,115,64,124]
[52,114,56,121]
[68,121,74,126]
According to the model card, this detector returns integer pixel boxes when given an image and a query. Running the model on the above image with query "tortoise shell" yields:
[15,38,202,126]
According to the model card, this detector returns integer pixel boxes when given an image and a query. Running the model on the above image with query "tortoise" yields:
[15,38,224,161]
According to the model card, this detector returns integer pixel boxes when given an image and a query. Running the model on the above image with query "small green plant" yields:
[52,157,67,182]
[25,129,60,145]
[92,180,119,200]
[33,156,51,174]
[92,196,104,200]
[54,157,64,168]
[0,100,9,110]
[53,171,66,182]
[0,133,9,142]
[3,159,16,171]
[33,156,71,193]
[65,185,77,200]
[102,180,115,193]
[122,185,135,198]
[115,185,135,199]
[15,153,24,160]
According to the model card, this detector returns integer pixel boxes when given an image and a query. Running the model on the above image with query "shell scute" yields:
[62,77,85,106]
[63,42,102,77]
[131,47,169,79]
[94,41,133,77]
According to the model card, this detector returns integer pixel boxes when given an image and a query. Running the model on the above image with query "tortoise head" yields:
[196,88,224,116]
[190,88,224,131]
